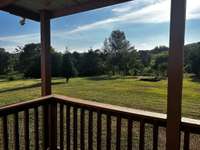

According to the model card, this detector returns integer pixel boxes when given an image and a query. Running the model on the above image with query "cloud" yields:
[112,5,134,13]
[0,33,39,45]
[64,0,200,33]
[0,33,40,52]
[54,0,168,35]
[1,0,200,52]
[111,0,158,13]
[186,0,200,20]
[58,0,169,34]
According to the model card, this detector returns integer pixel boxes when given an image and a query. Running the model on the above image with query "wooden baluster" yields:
[184,131,190,150]
[127,119,133,150]
[73,107,78,150]
[97,111,102,150]
[139,120,145,150]
[34,107,39,150]
[80,109,85,150]
[88,111,93,150]
[49,102,57,150]
[66,105,71,150]
[116,116,121,150]
[60,104,64,150]
[106,115,111,150]
[43,104,49,150]
[14,113,19,150]
[3,116,8,150]
[153,124,158,150]
[24,110,30,150]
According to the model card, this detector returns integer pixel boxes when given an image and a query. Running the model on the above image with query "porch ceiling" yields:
[1,0,133,21]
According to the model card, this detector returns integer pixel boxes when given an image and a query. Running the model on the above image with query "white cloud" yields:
[111,0,158,13]
[0,33,39,48]
[52,0,168,36]
[54,0,169,35]
[186,0,200,20]
[65,0,200,33]
[135,42,155,50]
[0,33,39,42]
[112,5,134,13]
[0,33,40,52]
[1,0,200,52]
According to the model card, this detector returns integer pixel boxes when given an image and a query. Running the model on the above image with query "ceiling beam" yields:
[51,0,133,19]
[1,4,40,21]
[0,0,16,9]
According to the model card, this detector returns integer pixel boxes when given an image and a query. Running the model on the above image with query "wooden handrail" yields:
[53,94,200,133]
[0,95,53,116]
[1,94,200,133]
[54,94,166,124]
[0,94,200,149]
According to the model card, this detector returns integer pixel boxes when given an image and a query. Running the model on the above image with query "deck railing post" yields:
[166,0,186,149]
[40,10,52,149]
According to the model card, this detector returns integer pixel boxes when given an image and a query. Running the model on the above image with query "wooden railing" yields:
[0,95,200,150]
[0,96,52,150]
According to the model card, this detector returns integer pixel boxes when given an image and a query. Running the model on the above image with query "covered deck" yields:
[1,0,199,149]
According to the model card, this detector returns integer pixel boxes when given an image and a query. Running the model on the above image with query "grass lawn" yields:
[1,75,200,150]
[0,75,200,119]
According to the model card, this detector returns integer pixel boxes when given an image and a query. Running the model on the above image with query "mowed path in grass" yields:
[0,76,200,119]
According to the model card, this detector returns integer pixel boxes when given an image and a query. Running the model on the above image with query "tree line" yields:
[0,30,200,80]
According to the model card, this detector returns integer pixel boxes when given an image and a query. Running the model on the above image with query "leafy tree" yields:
[185,42,200,77]
[128,50,144,76]
[184,42,200,75]
[102,38,111,55]
[17,43,41,78]
[51,51,63,77]
[151,52,168,78]
[3,30,200,80]
[108,30,130,53]
[151,46,168,54]
[190,50,200,77]
[62,50,77,83]
[103,30,131,75]
[117,46,137,75]
[9,52,20,73]
[79,49,105,76]
[0,48,10,74]
[71,51,82,76]
[138,50,151,67]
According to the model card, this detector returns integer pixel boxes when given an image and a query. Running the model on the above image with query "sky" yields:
[0,0,200,53]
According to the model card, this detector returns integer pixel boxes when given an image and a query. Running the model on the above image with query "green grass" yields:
[0,75,200,119]
[0,76,200,149]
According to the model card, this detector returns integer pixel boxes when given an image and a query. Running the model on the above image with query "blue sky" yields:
[0,0,200,53]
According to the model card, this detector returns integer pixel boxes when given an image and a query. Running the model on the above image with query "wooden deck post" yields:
[166,0,186,149]
[40,10,51,96]
[40,10,52,150]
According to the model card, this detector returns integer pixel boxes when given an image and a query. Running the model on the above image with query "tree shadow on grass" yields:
[85,75,138,81]
[139,76,162,82]
[85,75,123,81]
[0,81,65,93]
[191,75,200,83]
